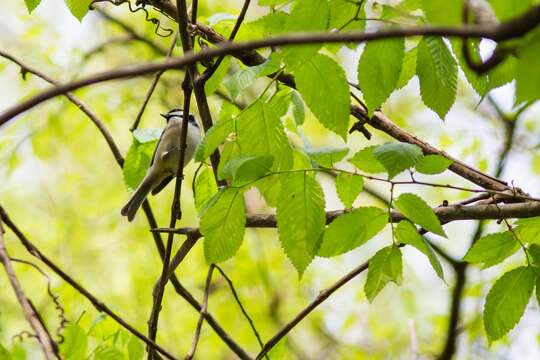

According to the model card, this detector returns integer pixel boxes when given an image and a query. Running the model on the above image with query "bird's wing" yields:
[151,175,174,195]
[150,129,166,166]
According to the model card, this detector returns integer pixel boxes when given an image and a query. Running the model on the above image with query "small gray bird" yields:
[121,109,201,221]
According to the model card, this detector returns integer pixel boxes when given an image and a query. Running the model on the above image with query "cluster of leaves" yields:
[464,218,540,342]
[19,0,540,353]
[0,315,145,360]
[114,0,540,346]
[24,0,93,21]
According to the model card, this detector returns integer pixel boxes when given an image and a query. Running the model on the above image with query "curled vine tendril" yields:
[12,330,37,342]
[10,258,69,344]
[89,0,174,37]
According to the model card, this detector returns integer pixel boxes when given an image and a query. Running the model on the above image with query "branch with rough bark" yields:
[153,201,540,238]
[2,5,539,125]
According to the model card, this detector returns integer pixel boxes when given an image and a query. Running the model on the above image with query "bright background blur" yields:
[1,0,539,359]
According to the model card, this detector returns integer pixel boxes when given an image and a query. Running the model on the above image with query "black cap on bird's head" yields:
[160,109,199,128]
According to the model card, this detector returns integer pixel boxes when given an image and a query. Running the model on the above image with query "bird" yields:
[121,109,201,221]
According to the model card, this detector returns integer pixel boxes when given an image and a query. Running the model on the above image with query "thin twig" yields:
[95,8,168,54]
[184,265,214,360]
[0,50,124,167]
[0,206,179,360]
[0,50,251,360]
[214,265,267,357]
[131,30,179,131]
[437,93,522,360]
[0,217,59,360]
[203,0,252,80]
[143,203,252,360]
[255,259,370,359]
[147,2,195,358]
[3,7,540,125]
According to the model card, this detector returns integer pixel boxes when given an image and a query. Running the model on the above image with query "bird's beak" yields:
[160,113,168,119]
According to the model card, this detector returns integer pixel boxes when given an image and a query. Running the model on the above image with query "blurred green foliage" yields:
[1,0,540,359]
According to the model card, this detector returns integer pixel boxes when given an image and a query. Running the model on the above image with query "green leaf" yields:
[194,167,218,212]
[60,323,88,360]
[516,31,540,103]
[451,39,488,96]
[483,266,535,342]
[422,0,462,24]
[220,155,274,185]
[93,345,124,360]
[236,100,292,171]
[487,55,516,91]
[276,172,326,277]
[416,37,458,120]
[65,0,92,21]
[397,47,417,89]
[293,54,351,140]
[286,0,328,32]
[218,141,241,179]
[358,38,405,115]
[348,146,386,173]
[255,174,282,207]
[537,275,540,309]
[395,220,444,280]
[267,89,292,117]
[8,344,25,360]
[318,207,388,257]
[515,216,540,245]
[304,147,349,167]
[365,246,403,302]
[415,154,453,174]
[205,56,232,96]
[394,193,446,237]
[224,54,281,99]
[290,91,305,125]
[200,188,246,263]
[528,244,540,266]
[328,0,366,31]
[244,11,289,37]
[258,0,292,6]
[463,231,521,268]
[487,0,536,21]
[373,142,424,179]
[0,345,10,360]
[122,133,158,192]
[335,173,364,209]
[194,117,234,162]
[24,0,41,13]
[127,335,144,360]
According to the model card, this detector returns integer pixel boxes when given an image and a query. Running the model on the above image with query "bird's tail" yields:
[121,175,154,222]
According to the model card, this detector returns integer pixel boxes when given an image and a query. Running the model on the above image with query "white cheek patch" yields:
[169,110,184,117]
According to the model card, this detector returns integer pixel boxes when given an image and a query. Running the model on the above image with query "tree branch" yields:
[0,50,124,167]
[184,264,214,360]
[153,201,540,238]
[254,259,370,359]
[147,45,191,360]
[131,30,179,131]
[202,0,252,80]
[0,206,179,360]
[0,49,251,360]
[2,7,539,126]
[0,217,59,360]
[437,94,523,360]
